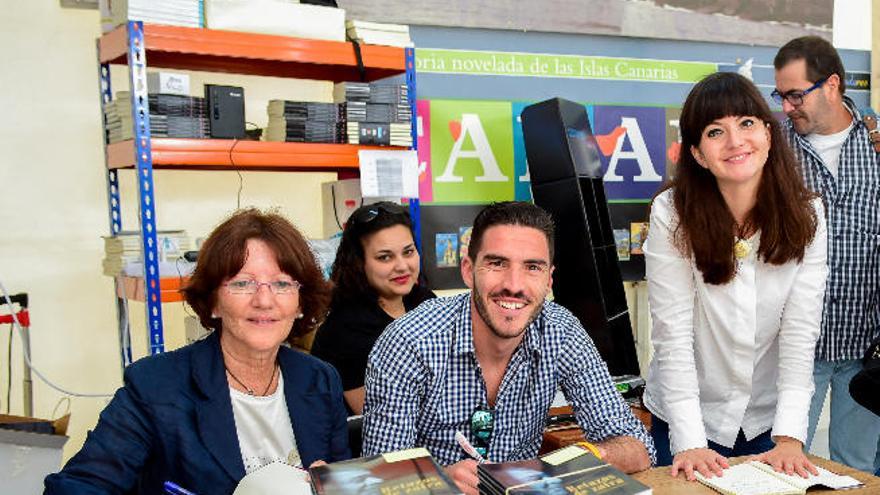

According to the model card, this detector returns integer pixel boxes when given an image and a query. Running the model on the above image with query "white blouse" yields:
[230,372,300,473]
[642,190,828,455]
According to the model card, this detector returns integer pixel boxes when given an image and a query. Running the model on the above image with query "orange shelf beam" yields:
[116,276,188,303]
[98,23,406,81]
[106,138,405,172]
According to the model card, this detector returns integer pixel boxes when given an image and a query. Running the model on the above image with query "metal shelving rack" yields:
[97,21,418,369]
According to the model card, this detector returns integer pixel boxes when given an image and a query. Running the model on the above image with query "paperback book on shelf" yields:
[310,448,462,495]
[102,230,192,277]
[478,445,651,495]
[694,461,862,495]
[346,122,412,147]
[346,19,413,48]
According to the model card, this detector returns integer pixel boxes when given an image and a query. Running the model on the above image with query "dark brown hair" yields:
[468,201,555,261]
[774,36,846,95]
[662,72,817,285]
[183,208,331,340]
[330,202,416,305]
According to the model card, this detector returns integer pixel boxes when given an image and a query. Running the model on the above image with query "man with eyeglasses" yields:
[362,202,654,495]
[773,36,880,473]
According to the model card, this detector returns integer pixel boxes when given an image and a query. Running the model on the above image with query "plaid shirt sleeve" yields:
[557,316,657,465]
[361,320,427,457]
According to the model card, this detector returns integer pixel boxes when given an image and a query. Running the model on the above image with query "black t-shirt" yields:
[311,284,435,393]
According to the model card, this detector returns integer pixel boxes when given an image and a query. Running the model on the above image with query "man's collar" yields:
[842,95,862,121]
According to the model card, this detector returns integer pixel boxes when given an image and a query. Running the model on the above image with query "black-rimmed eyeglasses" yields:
[771,76,828,107]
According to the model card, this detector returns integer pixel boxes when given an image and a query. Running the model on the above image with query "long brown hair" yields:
[663,72,817,285]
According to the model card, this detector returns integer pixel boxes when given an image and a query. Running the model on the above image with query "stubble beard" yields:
[471,281,543,340]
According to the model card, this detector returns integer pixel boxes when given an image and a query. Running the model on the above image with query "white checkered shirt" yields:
[783,96,880,361]
[362,293,655,466]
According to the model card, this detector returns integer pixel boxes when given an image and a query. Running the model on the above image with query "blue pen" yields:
[164,481,198,495]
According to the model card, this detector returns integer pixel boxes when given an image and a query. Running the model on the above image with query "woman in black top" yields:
[311,202,435,415]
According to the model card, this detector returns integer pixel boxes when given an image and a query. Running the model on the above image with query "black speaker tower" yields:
[521,98,640,377]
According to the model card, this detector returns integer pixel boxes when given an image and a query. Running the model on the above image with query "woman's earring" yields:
[211,312,218,319]
[296,313,304,319]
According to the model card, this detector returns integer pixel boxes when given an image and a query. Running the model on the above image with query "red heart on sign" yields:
[449,120,462,141]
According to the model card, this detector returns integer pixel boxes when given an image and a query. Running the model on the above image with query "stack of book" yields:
[264,100,344,143]
[102,230,192,277]
[310,448,461,495]
[478,445,651,495]
[334,82,413,147]
[103,92,209,143]
[346,20,413,48]
[103,0,203,30]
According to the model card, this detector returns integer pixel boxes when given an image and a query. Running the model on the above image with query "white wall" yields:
[0,4,335,460]
[833,0,872,50]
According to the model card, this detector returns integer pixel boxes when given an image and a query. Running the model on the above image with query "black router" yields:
[205,84,245,139]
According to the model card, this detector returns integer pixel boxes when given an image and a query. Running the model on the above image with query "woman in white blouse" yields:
[643,72,827,482]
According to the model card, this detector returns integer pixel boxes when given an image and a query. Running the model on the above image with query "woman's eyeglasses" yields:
[348,203,407,226]
[224,279,302,295]
[470,406,495,458]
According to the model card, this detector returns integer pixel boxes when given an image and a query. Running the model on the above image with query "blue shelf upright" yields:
[99,44,133,369]
[405,47,422,253]
[125,21,165,358]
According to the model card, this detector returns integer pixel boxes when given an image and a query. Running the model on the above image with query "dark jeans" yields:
[651,413,775,466]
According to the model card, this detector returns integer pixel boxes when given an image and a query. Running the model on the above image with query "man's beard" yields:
[472,281,543,340]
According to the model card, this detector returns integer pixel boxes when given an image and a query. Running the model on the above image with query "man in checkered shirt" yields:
[362,202,654,494]
[774,37,880,473]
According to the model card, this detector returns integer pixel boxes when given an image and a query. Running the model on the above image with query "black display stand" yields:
[522,97,640,377]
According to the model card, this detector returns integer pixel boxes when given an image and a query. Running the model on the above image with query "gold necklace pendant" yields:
[734,237,751,260]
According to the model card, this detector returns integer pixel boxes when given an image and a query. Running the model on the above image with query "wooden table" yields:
[632,455,880,494]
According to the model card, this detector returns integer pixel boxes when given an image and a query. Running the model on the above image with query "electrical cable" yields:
[228,137,243,209]
[0,278,113,398]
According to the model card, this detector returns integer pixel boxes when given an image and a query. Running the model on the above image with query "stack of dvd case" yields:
[264,100,344,143]
[334,81,413,147]
[103,92,209,143]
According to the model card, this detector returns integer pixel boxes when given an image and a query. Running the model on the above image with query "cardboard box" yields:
[0,414,70,494]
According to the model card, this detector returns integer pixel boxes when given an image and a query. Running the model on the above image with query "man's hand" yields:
[445,459,479,495]
[595,436,652,473]
[671,447,729,481]
[752,437,818,478]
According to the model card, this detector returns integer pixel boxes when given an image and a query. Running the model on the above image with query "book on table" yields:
[694,460,862,495]
[309,447,462,495]
[478,445,651,494]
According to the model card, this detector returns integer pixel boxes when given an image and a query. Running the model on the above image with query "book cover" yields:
[478,446,650,495]
[310,449,461,495]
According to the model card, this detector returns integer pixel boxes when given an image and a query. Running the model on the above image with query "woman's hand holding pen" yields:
[445,459,479,495]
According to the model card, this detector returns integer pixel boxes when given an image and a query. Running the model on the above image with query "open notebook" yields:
[695,461,862,495]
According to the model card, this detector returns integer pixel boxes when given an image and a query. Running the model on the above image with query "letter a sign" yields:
[592,106,666,200]
[429,100,515,203]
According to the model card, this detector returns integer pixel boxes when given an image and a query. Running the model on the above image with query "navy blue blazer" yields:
[44,332,350,494]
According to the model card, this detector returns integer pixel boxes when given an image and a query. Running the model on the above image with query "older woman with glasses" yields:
[311,202,435,416]
[45,209,350,495]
